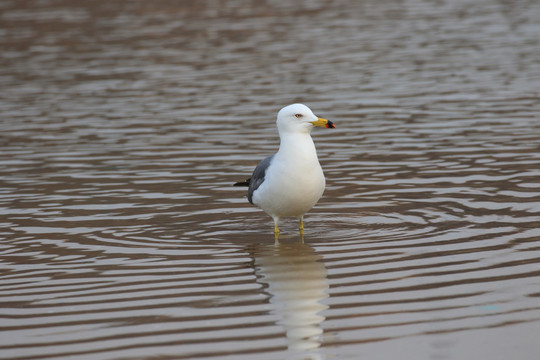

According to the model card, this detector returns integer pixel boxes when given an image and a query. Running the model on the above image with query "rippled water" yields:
[1,0,540,359]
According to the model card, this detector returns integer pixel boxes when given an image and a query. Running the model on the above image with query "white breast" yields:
[252,133,326,218]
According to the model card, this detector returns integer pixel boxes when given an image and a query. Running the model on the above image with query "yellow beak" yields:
[310,117,336,128]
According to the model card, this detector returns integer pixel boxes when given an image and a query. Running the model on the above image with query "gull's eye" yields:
[295,114,303,118]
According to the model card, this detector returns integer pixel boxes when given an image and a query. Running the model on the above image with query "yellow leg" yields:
[273,217,280,235]
[274,223,280,242]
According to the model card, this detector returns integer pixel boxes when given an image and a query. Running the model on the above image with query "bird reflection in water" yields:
[253,239,329,359]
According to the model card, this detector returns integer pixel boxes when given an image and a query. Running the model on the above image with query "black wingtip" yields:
[233,179,250,187]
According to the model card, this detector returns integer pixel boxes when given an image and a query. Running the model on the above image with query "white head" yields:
[276,103,334,135]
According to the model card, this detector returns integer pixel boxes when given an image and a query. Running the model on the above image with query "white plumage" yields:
[235,103,335,235]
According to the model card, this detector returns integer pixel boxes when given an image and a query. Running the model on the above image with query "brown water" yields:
[1,0,540,359]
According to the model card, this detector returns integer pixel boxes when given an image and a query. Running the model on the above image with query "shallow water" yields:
[1,0,540,359]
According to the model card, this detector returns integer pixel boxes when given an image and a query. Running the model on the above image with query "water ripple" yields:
[1,0,540,359]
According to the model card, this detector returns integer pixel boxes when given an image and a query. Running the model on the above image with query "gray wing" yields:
[247,154,275,204]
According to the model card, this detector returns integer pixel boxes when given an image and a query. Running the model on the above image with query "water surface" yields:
[1,0,540,359]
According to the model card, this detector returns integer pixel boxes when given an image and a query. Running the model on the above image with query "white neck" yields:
[277,132,319,163]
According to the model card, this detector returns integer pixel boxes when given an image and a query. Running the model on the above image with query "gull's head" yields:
[276,103,335,135]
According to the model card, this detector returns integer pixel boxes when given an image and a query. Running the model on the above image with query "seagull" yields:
[234,103,335,235]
